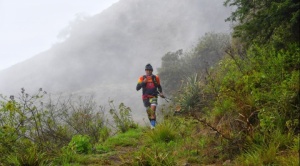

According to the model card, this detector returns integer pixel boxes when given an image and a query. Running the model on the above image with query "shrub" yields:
[68,135,92,154]
[174,74,202,113]
[109,101,138,133]
[0,90,109,163]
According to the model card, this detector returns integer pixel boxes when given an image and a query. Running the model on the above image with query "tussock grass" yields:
[145,120,178,143]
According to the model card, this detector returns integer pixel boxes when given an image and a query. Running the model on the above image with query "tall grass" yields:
[145,120,178,143]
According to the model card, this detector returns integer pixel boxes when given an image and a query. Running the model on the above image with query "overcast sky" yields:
[0,0,119,71]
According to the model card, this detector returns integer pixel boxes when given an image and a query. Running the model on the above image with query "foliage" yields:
[158,32,230,95]
[5,142,49,166]
[98,126,111,143]
[174,74,203,113]
[109,101,138,133]
[157,49,185,95]
[235,129,298,165]
[67,135,92,154]
[162,31,299,165]
[0,90,108,164]
[96,128,142,153]
[0,89,50,164]
[58,147,76,165]
[190,32,231,72]
[133,146,176,166]
[57,95,107,143]
[129,117,208,165]
[224,0,300,48]
[145,119,178,143]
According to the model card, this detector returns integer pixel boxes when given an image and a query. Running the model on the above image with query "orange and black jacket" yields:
[136,74,162,99]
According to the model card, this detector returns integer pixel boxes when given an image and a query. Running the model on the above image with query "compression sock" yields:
[150,119,156,127]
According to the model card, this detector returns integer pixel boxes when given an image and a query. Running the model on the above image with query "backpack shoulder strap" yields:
[152,75,158,87]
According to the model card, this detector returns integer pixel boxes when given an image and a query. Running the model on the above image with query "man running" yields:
[136,64,164,129]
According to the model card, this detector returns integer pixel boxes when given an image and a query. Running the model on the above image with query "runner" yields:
[136,64,164,129]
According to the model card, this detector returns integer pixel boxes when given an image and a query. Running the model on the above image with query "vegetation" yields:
[0,91,138,165]
[157,0,299,164]
[224,0,300,48]
[158,32,231,95]
[0,0,299,165]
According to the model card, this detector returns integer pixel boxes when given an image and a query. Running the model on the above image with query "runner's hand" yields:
[159,93,165,98]
[143,78,147,83]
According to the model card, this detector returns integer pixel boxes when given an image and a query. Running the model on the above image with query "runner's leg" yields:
[149,98,157,127]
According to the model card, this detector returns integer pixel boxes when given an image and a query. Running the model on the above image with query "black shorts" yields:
[143,97,158,107]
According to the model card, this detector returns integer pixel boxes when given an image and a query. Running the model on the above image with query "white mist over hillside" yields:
[0,0,232,121]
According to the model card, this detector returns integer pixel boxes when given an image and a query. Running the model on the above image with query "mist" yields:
[0,0,232,121]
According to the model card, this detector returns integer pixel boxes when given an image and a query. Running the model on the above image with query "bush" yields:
[174,74,203,113]
[68,135,92,154]
[109,101,138,133]
[165,40,299,164]
[0,89,109,163]
[203,44,300,135]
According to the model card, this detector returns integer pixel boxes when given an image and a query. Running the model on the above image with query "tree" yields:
[158,50,185,95]
[189,32,230,72]
[158,33,230,95]
[224,0,300,48]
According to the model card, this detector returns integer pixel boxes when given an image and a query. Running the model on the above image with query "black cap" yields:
[145,64,153,71]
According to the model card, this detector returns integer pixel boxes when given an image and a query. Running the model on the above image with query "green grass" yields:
[1,115,298,166]
[95,128,144,153]
[234,130,299,166]
[145,120,178,143]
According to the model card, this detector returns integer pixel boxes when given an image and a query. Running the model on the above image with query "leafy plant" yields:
[175,74,202,113]
[109,101,138,133]
[224,0,300,48]
[68,135,92,154]
[0,89,110,164]
[98,126,111,143]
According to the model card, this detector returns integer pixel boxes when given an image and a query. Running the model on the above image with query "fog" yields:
[0,0,232,121]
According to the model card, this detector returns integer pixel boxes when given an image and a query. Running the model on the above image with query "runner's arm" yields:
[136,76,146,91]
[157,84,162,93]
[156,75,162,93]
